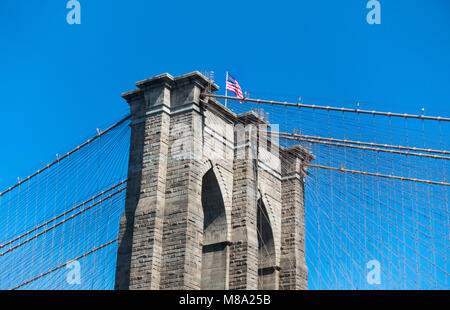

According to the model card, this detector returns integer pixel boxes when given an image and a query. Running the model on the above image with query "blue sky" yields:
[1,0,449,189]
[0,0,449,289]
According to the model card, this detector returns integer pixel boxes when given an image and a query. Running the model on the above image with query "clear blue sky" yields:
[1,0,449,189]
[0,0,449,289]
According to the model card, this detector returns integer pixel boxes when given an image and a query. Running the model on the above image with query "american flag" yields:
[226,73,243,101]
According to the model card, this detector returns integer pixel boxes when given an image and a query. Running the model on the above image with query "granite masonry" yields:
[114,72,314,290]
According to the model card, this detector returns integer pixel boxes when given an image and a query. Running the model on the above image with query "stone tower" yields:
[114,72,313,290]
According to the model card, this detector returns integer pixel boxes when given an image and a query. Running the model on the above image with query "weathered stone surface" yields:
[115,72,313,290]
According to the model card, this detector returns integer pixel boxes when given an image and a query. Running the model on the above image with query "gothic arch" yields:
[199,159,232,210]
[200,166,229,289]
[199,159,214,177]
[257,191,278,290]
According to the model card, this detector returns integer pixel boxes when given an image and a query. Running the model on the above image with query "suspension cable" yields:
[0,187,126,256]
[10,238,118,290]
[307,164,450,186]
[277,133,450,160]
[0,115,131,198]
[274,132,450,155]
[0,180,127,249]
[203,93,450,122]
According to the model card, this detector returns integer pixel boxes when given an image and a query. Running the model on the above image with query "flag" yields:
[226,73,244,103]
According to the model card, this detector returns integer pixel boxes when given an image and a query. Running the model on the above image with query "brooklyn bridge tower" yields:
[114,72,313,290]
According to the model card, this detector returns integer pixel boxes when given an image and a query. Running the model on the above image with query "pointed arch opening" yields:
[201,168,229,289]
[257,198,278,289]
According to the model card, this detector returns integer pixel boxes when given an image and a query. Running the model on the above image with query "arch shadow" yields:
[257,197,278,290]
[200,168,229,289]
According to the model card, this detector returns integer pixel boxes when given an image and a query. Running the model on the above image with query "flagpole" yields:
[225,71,228,108]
